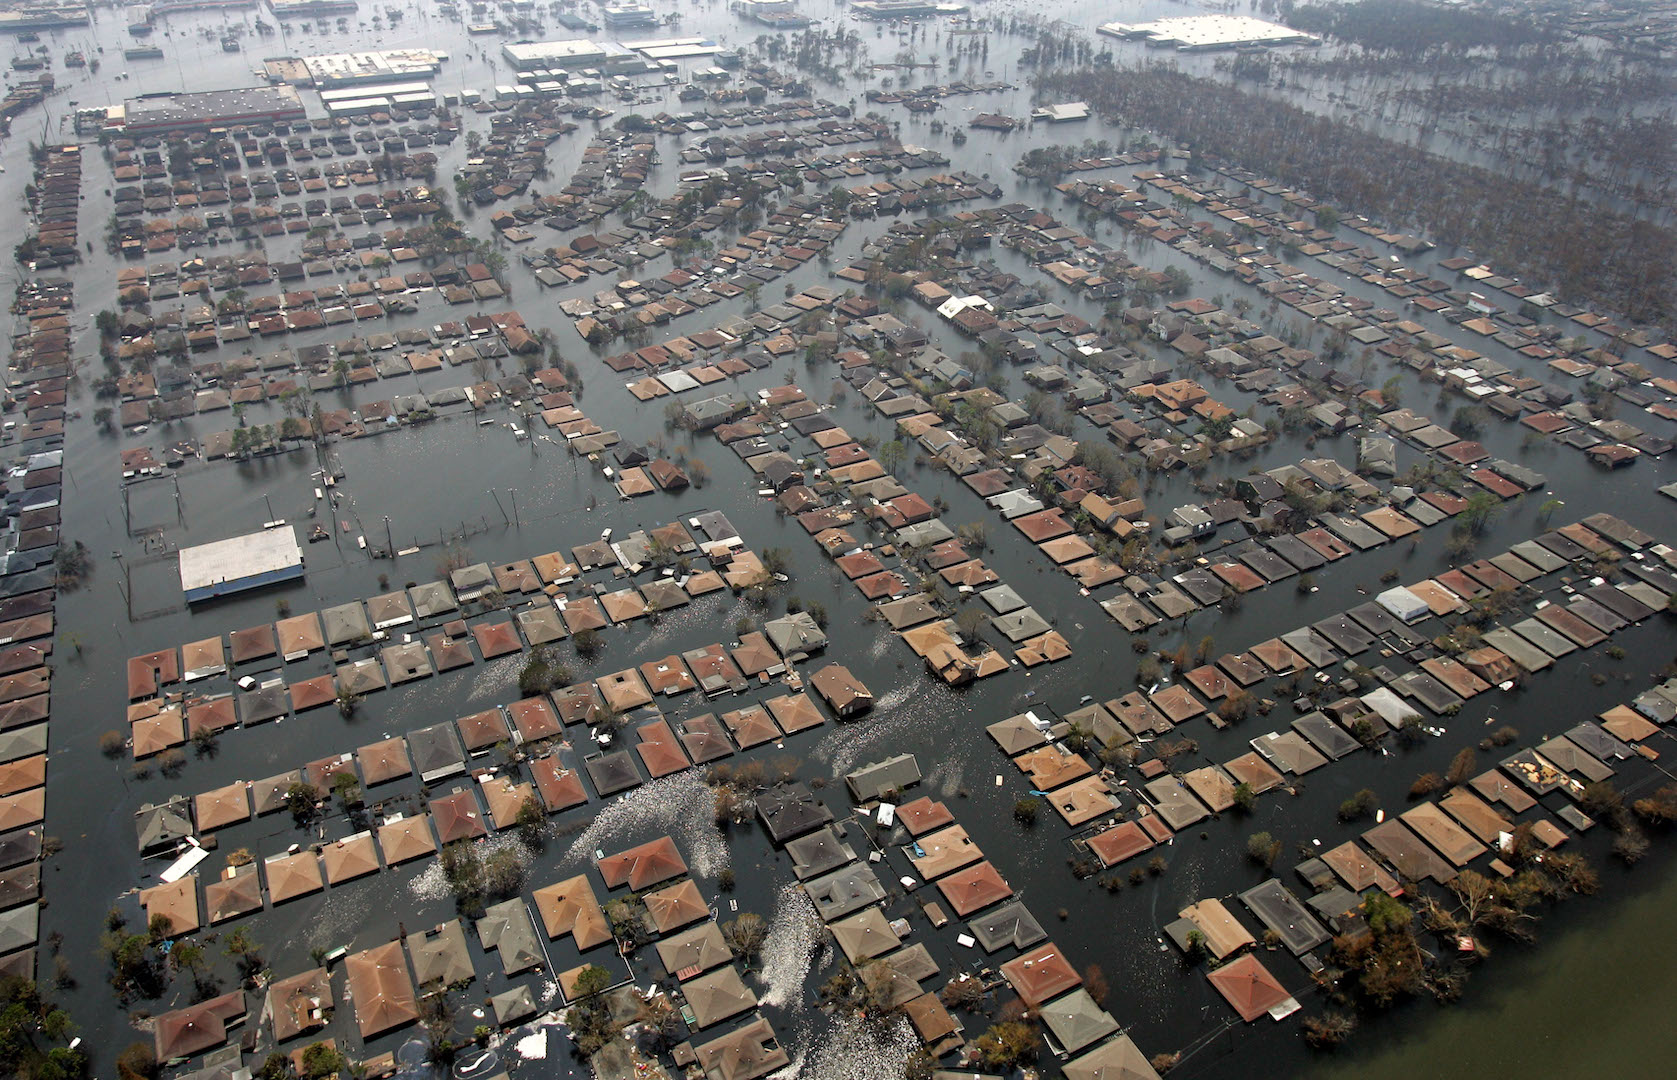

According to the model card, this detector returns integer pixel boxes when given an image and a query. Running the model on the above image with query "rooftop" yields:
[178,526,303,602]
[123,86,306,132]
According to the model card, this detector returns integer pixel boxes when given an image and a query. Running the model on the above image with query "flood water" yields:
[9,2,1677,1078]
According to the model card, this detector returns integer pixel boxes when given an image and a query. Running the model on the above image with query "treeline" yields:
[1283,0,1557,55]
[1217,45,1677,219]
[1235,46,1676,112]
[1038,62,1677,328]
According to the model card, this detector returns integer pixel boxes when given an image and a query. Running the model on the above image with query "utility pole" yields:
[489,488,509,525]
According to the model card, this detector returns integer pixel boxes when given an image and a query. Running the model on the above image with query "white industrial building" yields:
[1097,15,1320,51]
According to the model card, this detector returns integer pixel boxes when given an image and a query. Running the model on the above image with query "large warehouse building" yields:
[119,86,307,133]
[501,38,635,71]
[179,527,304,604]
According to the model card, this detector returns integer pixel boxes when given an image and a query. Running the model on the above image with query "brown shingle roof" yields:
[597,835,687,891]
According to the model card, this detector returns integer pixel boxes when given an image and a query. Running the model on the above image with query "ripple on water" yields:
[465,653,525,703]
[628,600,720,653]
[924,756,966,799]
[408,831,536,903]
[811,682,950,777]
[559,772,729,877]
[753,884,824,1010]
[313,888,377,948]
[769,1012,919,1080]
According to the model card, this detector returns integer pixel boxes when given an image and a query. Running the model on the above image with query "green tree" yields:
[285,783,321,827]
[167,941,208,992]
[516,795,545,840]
[115,1043,157,1080]
[1456,490,1502,536]
[976,1020,1039,1070]
[332,771,362,811]
[572,964,611,998]
[299,1042,344,1080]
[1380,375,1403,408]
[573,628,603,661]
[1013,797,1041,826]
[0,977,85,1080]
[223,927,262,976]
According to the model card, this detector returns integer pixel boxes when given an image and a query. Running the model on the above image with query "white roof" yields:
[936,295,992,320]
[502,39,608,63]
[1098,15,1320,49]
[1361,687,1420,728]
[1375,586,1428,623]
[179,527,302,594]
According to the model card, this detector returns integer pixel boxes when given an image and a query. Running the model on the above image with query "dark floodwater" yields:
[13,3,1677,1078]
